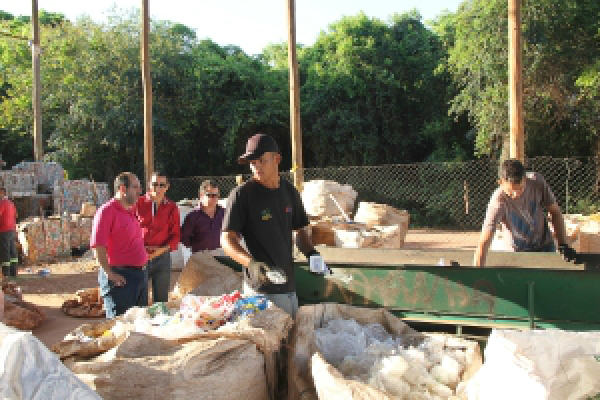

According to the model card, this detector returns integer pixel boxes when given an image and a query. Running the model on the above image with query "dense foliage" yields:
[434,0,600,157]
[0,1,598,182]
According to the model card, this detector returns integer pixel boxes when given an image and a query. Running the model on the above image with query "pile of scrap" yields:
[61,287,105,318]
[302,180,410,249]
[1,282,45,331]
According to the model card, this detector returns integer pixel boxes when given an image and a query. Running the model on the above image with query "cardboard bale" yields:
[62,180,96,214]
[80,216,93,247]
[80,202,97,217]
[17,219,46,264]
[44,216,71,258]
[13,161,64,188]
[93,182,110,206]
[0,171,37,197]
[69,214,82,248]
[12,194,52,220]
[52,187,64,214]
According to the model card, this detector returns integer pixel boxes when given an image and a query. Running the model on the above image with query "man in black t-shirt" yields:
[221,133,321,318]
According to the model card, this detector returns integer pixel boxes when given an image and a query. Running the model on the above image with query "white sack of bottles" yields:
[301,180,357,218]
[288,303,482,400]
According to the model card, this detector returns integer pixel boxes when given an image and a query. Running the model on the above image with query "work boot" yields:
[9,264,17,277]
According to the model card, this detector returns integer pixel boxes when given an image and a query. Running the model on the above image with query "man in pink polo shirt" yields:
[91,172,148,318]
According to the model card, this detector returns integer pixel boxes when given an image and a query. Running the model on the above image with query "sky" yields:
[2,1,464,55]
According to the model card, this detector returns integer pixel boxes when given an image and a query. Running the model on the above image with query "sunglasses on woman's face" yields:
[205,193,219,198]
[151,182,167,188]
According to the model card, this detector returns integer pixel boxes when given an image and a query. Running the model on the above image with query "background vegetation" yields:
[0,0,598,183]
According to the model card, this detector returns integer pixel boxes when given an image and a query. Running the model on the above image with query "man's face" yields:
[200,186,220,207]
[149,175,169,197]
[123,175,142,206]
[249,152,280,182]
[500,179,526,199]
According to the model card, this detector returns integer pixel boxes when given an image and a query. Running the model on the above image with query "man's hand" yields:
[307,250,332,275]
[146,246,169,260]
[106,270,126,287]
[558,244,577,262]
[246,261,287,285]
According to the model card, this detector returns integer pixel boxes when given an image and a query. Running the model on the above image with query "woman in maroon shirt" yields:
[180,180,225,253]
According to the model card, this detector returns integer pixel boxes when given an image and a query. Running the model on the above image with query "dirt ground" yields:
[8,230,480,349]
[13,256,182,348]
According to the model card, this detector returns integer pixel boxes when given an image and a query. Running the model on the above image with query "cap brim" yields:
[237,151,263,164]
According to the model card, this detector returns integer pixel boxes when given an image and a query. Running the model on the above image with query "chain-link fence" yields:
[170,157,600,231]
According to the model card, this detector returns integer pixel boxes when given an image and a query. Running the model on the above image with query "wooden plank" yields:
[311,246,584,270]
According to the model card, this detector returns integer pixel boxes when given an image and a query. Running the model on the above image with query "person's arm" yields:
[166,204,181,252]
[473,229,494,267]
[93,246,125,286]
[221,230,252,267]
[548,203,568,246]
[295,226,316,256]
[180,213,194,249]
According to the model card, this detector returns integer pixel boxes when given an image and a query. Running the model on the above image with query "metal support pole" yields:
[527,281,535,329]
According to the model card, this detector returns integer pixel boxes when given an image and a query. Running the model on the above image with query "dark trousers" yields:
[0,230,18,277]
[143,251,171,304]
[99,266,148,318]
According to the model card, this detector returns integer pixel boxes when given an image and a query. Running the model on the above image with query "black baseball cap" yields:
[238,133,280,164]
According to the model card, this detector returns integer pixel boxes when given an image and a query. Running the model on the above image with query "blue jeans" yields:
[243,281,298,319]
[99,266,148,318]
[143,252,171,304]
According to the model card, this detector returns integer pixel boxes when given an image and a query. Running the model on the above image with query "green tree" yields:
[444,0,600,158]
[298,11,467,167]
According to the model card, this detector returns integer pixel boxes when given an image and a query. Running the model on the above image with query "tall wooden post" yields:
[508,0,524,162]
[287,0,304,191]
[32,0,43,161]
[141,0,154,184]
